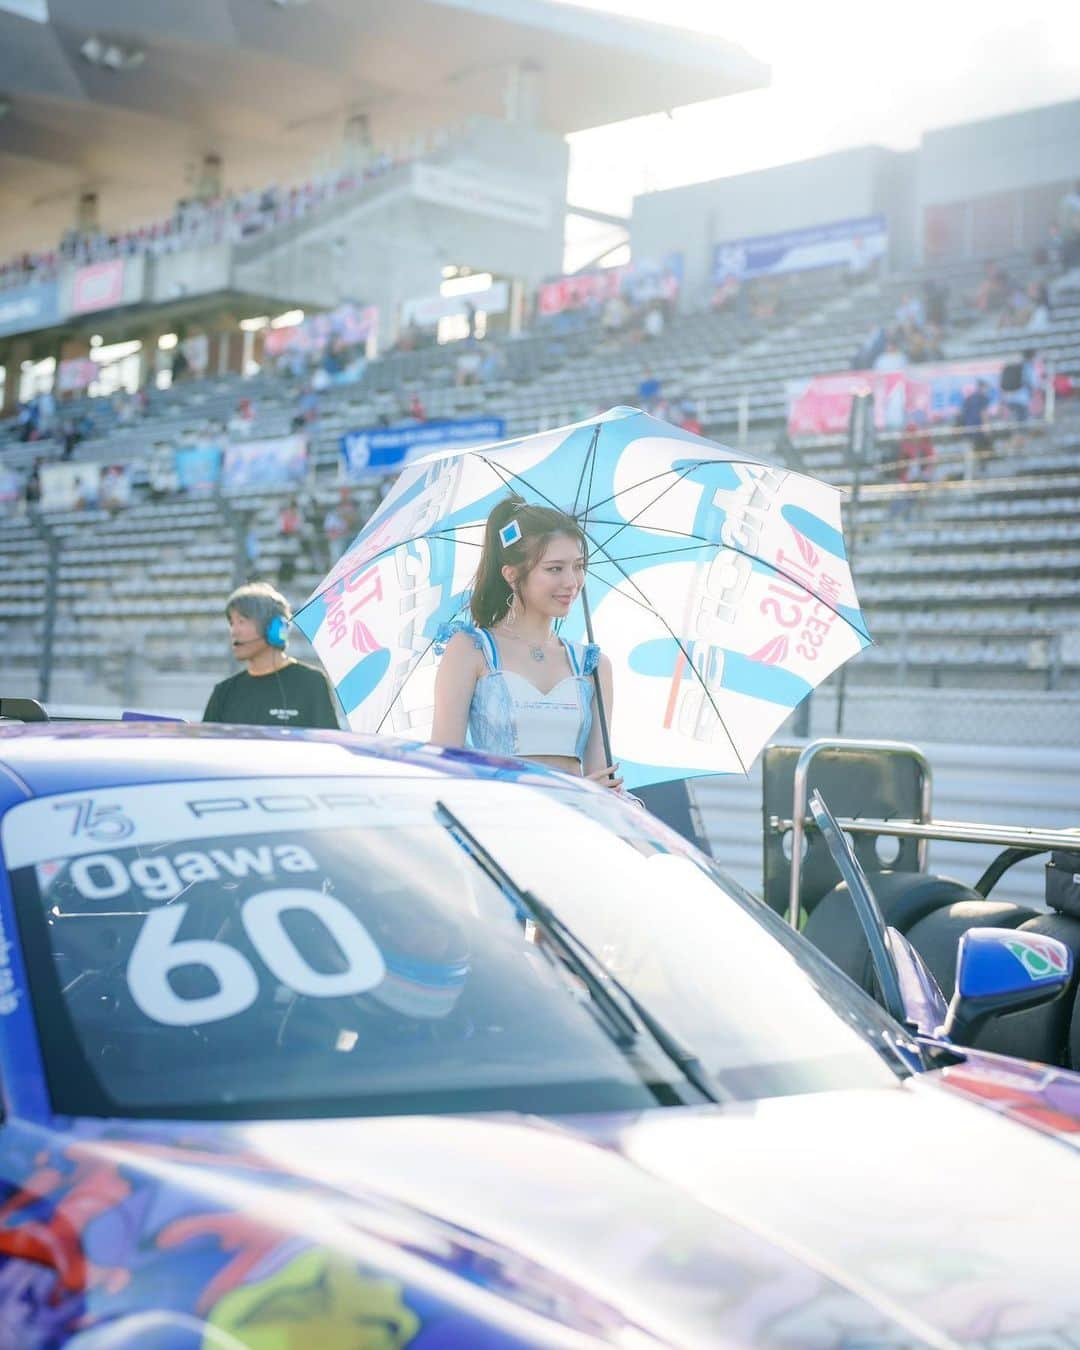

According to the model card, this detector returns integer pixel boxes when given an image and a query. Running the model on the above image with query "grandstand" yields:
[0,7,1077,795]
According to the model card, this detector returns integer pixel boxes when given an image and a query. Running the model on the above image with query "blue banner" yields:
[174,444,223,494]
[714,216,888,283]
[341,417,505,477]
[0,280,60,338]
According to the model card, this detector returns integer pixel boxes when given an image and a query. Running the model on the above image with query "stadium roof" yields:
[0,0,768,260]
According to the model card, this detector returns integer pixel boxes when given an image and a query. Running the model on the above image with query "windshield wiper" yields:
[434,799,725,1105]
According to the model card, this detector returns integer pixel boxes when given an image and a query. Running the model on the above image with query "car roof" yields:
[0,722,568,801]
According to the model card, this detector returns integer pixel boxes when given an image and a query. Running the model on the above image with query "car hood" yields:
[68,1072,1080,1348]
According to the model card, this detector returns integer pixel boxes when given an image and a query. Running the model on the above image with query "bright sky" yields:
[561,0,1080,266]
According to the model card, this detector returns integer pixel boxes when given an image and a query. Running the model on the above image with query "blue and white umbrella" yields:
[293,407,871,789]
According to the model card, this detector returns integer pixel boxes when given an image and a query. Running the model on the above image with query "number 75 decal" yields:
[53,798,135,843]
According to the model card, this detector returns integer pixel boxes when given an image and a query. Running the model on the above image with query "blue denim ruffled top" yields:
[434,620,600,762]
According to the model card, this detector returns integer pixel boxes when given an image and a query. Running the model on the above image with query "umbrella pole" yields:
[580,583,615,773]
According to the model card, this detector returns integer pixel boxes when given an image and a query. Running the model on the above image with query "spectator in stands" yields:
[1025,281,1052,331]
[171,344,190,383]
[923,278,949,329]
[276,497,302,586]
[958,379,993,477]
[873,336,907,371]
[602,293,630,335]
[959,378,992,431]
[35,388,56,437]
[59,416,80,461]
[710,274,740,312]
[895,293,925,330]
[455,345,483,387]
[203,582,339,729]
[637,368,662,411]
[1043,223,1065,273]
[972,261,1011,314]
[642,304,665,341]
[853,324,887,370]
[243,517,262,579]
[24,461,41,513]
[478,346,507,383]
[324,488,358,563]
[227,397,256,437]
[1059,181,1080,272]
[898,422,936,483]
[678,401,703,436]
[291,384,319,433]
[1000,349,1041,423]
[408,392,426,422]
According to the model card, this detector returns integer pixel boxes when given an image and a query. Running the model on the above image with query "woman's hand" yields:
[585,763,624,791]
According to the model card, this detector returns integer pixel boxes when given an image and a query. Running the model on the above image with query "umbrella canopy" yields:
[293,407,870,789]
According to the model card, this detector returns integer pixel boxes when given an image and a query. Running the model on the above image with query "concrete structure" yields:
[631,97,1080,294]
[631,145,917,296]
[0,0,768,263]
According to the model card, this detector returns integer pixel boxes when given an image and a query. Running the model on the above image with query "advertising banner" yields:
[174,444,223,494]
[40,463,101,512]
[222,435,308,492]
[57,357,99,393]
[786,358,1008,437]
[341,417,505,478]
[71,259,126,315]
[0,281,60,338]
[537,253,682,318]
[714,216,888,283]
[263,303,378,358]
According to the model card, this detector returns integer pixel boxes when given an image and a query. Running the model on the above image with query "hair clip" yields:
[499,520,522,548]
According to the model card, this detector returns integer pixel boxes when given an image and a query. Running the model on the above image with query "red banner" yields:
[71,260,125,315]
[786,358,1009,436]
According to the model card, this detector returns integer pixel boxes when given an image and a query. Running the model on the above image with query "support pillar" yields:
[196,153,223,202]
[76,190,99,234]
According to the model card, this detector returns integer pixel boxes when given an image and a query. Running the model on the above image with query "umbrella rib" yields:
[586,464,868,645]
[570,424,601,520]
[373,597,471,735]
[589,462,706,557]
[294,523,482,619]
[577,564,748,775]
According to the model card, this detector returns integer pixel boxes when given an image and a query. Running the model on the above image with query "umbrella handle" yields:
[590,667,615,773]
[581,583,615,778]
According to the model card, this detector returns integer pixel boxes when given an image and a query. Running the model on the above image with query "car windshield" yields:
[5,775,902,1120]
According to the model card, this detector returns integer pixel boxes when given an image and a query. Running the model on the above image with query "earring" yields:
[505,591,517,627]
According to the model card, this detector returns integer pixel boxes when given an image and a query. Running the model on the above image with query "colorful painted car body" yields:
[0,722,1076,1348]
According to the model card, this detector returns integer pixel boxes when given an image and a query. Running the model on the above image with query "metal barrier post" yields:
[38,527,60,705]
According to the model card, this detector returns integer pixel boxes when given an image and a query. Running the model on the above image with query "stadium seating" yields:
[0,248,1077,709]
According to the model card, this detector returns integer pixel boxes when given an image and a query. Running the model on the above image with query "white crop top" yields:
[434,621,600,762]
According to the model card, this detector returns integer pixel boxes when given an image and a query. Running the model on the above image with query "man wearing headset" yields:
[202,582,340,728]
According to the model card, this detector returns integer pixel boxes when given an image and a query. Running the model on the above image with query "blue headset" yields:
[265,613,289,649]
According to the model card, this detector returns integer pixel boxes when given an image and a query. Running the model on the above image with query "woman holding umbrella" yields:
[431,495,625,792]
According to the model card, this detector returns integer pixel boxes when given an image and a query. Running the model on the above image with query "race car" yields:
[0,718,1077,1347]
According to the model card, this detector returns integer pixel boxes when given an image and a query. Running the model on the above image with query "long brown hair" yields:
[469,494,588,629]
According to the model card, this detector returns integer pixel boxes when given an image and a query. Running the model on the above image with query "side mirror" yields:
[885,927,948,1037]
[942,928,1072,1045]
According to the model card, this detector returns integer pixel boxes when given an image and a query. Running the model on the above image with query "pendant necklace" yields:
[499,628,549,662]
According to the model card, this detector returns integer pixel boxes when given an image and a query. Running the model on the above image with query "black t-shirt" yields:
[202,660,340,729]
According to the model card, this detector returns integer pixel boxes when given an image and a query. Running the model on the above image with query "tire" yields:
[904,899,1039,1000]
[803,872,984,993]
[976,913,1080,1065]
